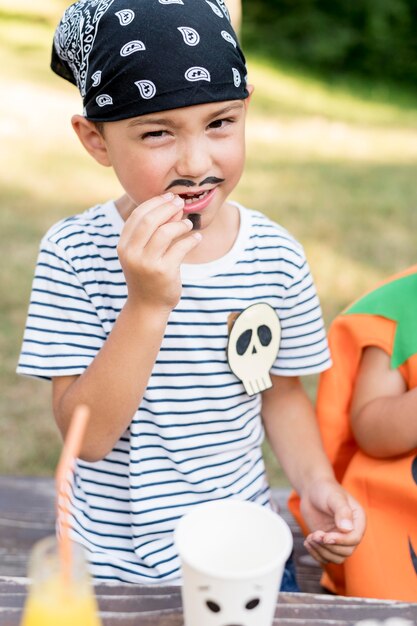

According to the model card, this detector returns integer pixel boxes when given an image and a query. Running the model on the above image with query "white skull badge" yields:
[227,303,281,396]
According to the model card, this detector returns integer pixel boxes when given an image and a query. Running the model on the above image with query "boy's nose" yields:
[175,138,212,181]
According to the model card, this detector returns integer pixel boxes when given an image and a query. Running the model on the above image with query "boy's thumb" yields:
[329,492,354,532]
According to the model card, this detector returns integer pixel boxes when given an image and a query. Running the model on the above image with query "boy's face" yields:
[80,94,251,230]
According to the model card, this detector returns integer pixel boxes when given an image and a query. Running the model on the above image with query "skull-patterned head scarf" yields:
[51,0,248,122]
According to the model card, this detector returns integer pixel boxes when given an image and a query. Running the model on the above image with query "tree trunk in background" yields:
[225,0,242,36]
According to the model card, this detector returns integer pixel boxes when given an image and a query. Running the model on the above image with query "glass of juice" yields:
[21,535,101,626]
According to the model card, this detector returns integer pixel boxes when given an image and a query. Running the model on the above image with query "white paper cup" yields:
[174,499,293,626]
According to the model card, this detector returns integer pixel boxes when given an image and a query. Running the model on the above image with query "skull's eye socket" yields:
[245,598,261,610]
[236,329,253,355]
[257,324,272,347]
[206,600,221,613]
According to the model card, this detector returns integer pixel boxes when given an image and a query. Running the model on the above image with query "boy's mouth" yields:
[179,187,217,213]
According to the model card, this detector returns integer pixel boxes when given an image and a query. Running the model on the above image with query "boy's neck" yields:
[183,201,240,265]
[115,195,138,222]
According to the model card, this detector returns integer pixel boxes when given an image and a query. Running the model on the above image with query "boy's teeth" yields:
[182,190,209,205]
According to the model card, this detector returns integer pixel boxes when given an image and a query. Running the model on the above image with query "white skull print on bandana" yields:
[135,80,157,100]
[177,26,200,47]
[184,67,211,83]
[115,9,135,25]
[120,40,146,57]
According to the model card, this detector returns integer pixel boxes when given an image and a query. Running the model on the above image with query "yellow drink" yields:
[21,536,102,626]
[21,578,101,626]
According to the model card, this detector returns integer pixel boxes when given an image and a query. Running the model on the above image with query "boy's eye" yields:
[142,130,168,139]
[208,117,233,130]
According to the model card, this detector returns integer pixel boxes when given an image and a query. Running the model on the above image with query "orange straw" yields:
[55,404,90,583]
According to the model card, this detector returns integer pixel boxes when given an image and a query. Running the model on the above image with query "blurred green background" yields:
[1,0,417,484]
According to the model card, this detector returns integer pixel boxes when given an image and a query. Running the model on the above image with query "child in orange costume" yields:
[289,265,417,601]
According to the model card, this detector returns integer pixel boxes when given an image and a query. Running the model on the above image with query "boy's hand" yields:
[117,193,201,311]
[300,479,366,564]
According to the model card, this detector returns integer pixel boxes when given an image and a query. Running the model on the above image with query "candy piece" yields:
[189,213,201,230]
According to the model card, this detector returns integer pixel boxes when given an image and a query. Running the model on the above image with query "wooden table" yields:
[1,477,416,624]
[1,577,417,625]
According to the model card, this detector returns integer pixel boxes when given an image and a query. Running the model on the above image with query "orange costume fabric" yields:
[288,265,417,601]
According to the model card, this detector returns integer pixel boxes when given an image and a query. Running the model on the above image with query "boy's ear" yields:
[71,115,111,167]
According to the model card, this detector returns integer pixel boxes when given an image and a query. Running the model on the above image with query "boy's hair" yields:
[94,121,105,135]
[51,0,248,122]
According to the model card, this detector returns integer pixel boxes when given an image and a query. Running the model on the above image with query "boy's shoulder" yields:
[41,201,118,250]
[242,204,305,258]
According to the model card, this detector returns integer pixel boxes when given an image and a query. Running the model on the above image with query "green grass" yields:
[2,3,417,484]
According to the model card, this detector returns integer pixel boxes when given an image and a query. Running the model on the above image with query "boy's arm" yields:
[350,345,417,457]
[261,375,366,565]
[52,194,201,462]
[52,301,169,462]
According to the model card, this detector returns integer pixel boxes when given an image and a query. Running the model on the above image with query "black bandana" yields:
[51,0,248,122]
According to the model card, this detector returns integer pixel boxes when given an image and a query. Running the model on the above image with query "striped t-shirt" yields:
[17,200,330,583]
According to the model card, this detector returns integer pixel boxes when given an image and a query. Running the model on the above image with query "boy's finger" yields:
[121,194,184,245]
[306,537,354,557]
[144,218,193,259]
[307,530,325,543]
[303,541,329,565]
[163,231,202,267]
[319,530,361,546]
[305,540,350,564]
[327,491,354,533]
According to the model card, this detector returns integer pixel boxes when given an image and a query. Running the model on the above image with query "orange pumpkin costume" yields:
[288,265,417,601]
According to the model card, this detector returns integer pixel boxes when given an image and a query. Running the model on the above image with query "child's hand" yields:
[300,479,366,565]
[117,193,202,311]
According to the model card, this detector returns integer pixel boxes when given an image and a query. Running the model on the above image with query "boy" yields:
[290,266,417,600]
[18,0,364,584]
